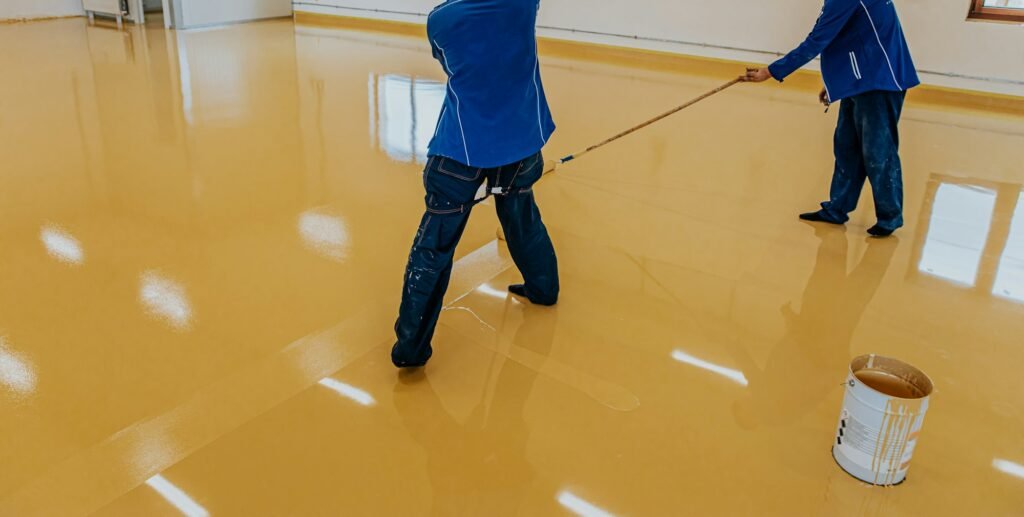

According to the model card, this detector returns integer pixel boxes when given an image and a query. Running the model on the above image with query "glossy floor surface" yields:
[2,16,1024,517]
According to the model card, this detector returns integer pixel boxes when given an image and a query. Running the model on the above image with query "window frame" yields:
[968,0,1024,23]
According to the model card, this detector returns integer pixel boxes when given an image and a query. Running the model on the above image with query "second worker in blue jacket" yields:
[745,0,919,237]
[392,0,560,368]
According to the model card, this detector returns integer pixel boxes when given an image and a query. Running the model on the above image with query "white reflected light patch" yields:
[318,377,376,406]
[40,225,84,265]
[671,349,748,386]
[557,490,615,517]
[476,283,509,299]
[146,475,209,517]
[299,210,350,262]
[140,272,194,331]
[993,459,1024,480]
[919,184,996,286]
[993,192,1024,303]
[176,33,194,126]
[0,337,36,396]
[373,74,445,164]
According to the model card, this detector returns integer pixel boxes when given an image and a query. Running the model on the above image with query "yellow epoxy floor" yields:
[2,16,1023,517]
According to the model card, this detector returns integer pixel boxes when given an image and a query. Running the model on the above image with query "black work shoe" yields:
[508,284,558,306]
[867,225,895,238]
[799,211,843,224]
[508,284,528,299]
[391,342,430,369]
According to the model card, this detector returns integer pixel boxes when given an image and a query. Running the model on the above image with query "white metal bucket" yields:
[832,354,934,486]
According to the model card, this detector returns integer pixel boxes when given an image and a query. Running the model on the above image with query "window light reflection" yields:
[918,184,996,286]
[993,192,1024,303]
[371,74,445,164]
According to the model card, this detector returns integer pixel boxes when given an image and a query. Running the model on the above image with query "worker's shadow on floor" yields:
[731,223,900,431]
[392,301,559,516]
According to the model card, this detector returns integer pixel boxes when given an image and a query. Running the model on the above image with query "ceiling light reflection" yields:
[0,337,36,396]
[994,459,1024,480]
[298,210,350,262]
[318,377,376,406]
[671,349,748,386]
[146,475,209,517]
[139,272,194,331]
[557,490,615,517]
[40,225,84,265]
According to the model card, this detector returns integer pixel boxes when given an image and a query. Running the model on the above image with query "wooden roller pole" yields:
[496,77,743,242]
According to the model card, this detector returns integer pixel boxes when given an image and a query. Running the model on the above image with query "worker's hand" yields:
[818,87,830,107]
[742,67,773,83]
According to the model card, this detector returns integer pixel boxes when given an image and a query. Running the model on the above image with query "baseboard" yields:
[0,14,84,24]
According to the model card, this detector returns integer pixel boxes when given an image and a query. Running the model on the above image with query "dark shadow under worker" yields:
[392,0,560,368]
[743,0,920,237]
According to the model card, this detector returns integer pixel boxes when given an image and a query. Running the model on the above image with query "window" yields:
[968,0,1024,22]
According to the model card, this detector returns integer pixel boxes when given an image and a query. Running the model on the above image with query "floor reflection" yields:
[298,208,350,263]
[0,336,36,398]
[392,303,558,516]
[370,74,445,164]
[732,225,898,429]
[911,174,1024,303]
[993,191,1024,302]
[39,225,85,266]
[139,271,194,331]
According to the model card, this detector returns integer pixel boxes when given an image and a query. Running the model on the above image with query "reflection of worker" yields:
[393,0,559,368]
[743,0,919,237]
[732,226,898,429]
[393,304,558,515]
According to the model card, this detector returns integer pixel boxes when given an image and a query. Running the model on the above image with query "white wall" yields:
[294,0,1024,96]
[179,0,291,28]
[0,0,84,20]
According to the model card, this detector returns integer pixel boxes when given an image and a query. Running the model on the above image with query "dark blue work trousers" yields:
[819,90,906,232]
[393,152,559,367]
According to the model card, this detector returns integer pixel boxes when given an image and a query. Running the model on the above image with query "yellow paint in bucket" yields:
[833,354,934,486]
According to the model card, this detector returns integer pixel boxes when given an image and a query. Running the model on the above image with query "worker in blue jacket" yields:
[744,0,919,237]
[392,0,559,368]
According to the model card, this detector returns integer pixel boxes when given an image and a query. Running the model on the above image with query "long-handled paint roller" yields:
[497,77,743,240]
[542,77,742,175]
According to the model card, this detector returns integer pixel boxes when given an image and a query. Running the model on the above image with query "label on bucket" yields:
[833,378,928,485]
[836,411,918,475]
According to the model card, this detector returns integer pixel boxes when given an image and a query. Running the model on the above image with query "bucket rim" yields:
[849,354,934,401]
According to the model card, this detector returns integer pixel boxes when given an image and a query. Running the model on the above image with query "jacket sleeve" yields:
[430,38,443,62]
[768,0,860,81]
